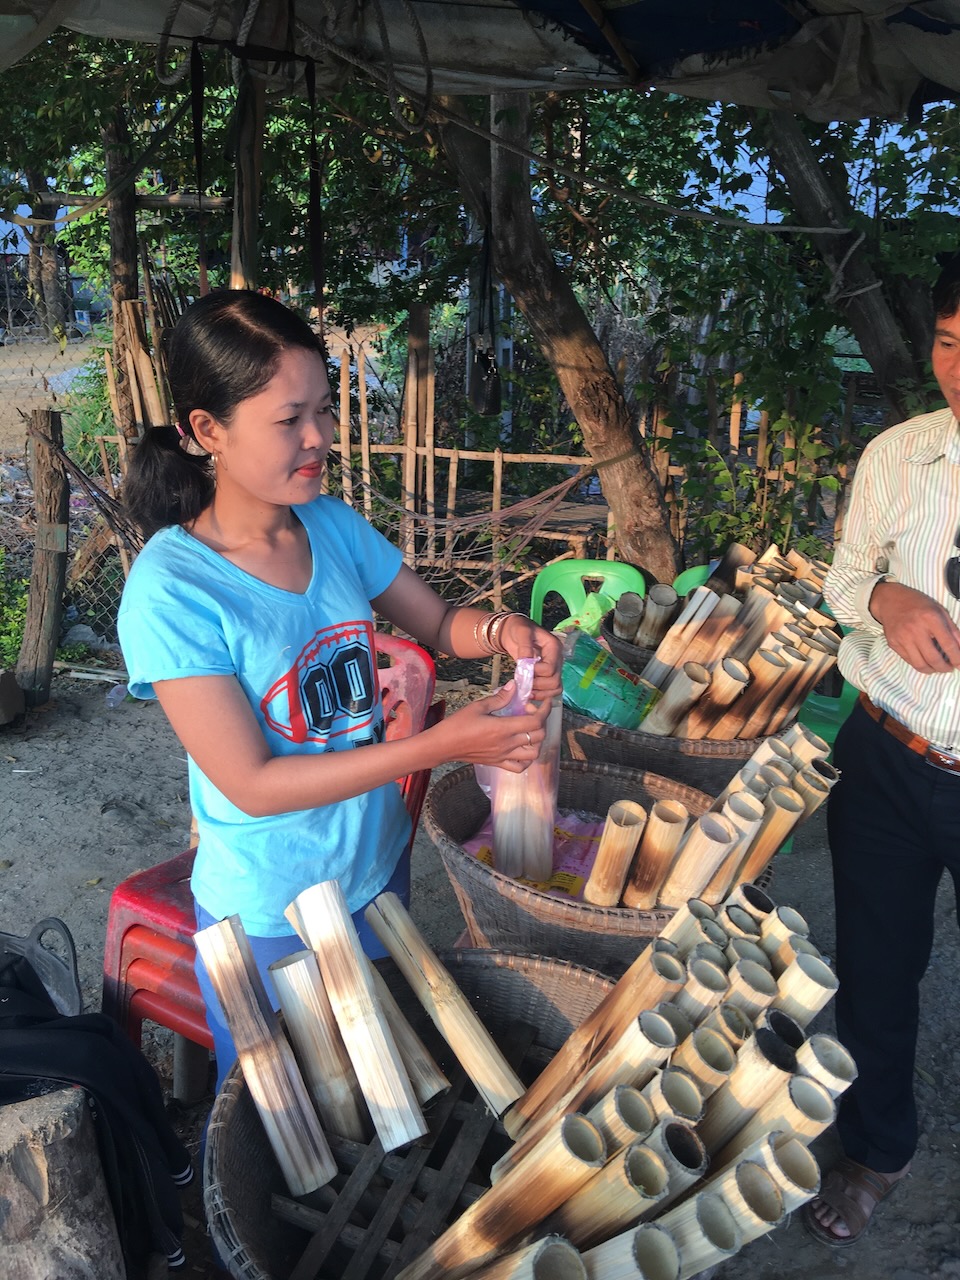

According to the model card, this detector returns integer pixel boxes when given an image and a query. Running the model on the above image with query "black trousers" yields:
[829,700,960,1172]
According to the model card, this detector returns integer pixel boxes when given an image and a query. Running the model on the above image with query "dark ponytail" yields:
[123,290,323,539]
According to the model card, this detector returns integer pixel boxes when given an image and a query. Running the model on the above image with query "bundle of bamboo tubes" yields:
[391,884,851,1280]
[596,543,842,742]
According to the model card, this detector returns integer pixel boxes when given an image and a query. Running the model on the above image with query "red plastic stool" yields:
[101,632,443,1102]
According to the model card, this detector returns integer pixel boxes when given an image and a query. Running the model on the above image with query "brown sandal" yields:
[802,1156,910,1247]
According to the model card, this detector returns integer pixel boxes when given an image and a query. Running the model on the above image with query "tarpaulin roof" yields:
[3,1,960,121]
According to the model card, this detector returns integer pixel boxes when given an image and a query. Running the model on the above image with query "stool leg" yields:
[173,1035,211,1105]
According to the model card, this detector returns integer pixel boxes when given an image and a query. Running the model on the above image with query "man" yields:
[804,256,960,1246]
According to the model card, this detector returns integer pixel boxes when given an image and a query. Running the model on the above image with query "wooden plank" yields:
[444,449,459,570]
[358,349,373,519]
[287,1140,388,1280]
[339,351,354,507]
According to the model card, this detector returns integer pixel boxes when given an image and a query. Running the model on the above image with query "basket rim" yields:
[563,705,782,756]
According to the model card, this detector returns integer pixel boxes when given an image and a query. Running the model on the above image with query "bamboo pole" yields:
[706,649,789,740]
[695,1027,797,1155]
[338,350,354,507]
[795,1033,859,1098]
[622,801,689,910]
[583,801,648,907]
[367,960,450,1106]
[642,663,711,737]
[657,1191,741,1279]
[699,1002,753,1052]
[640,589,721,690]
[657,816,738,908]
[724,881,776,923]
[705,1158,784,1244]
[586,1086,656,1155]
[759,905,810,959]
[682,657,750,737]
[545,1141,670,1248]
[642,1120,708,1209]
[581,1222,680,1280]
[673,958,730,1026]
[641,1067,704,1126]
[773,953,840,1027]
[193,917,337,1195]
[467,1237,586,1280]
[701,794,765,904]
[733,786,805,887]
[676,594,742,670]
[397,1115,606,1280]
[711,1075,835,1169]
[613,592,644,642]
[723,958,779,1022]
[658,900,723,955]
[634,585,679,649]
[357,348,373,518]
[364,893,524,1116]
[503,951,686,1140]
[669,1026,735,1099]
[268,950,369,1142]
[285,882,427,1151]
[655,1001,694,1049]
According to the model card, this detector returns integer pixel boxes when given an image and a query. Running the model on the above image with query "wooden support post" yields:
[338,350,354,507]
[17,410,69,707]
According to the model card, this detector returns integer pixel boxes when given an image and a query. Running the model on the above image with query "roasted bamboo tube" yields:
[670,1026,736,1099]
[194,917,337,1196]
[581,1222,680,1280]
[706,649,788,741]
[690,940,730,973]
[395,1115,606,1280]
[640,588,721,690]
[683,657,750,737]
[793,765,833,818]
[657,1191,742,1279]
[673,957,729,1025]
[268,949,369,1142]
[773,952,840,1027]
[733,786,805,887]
[367,960,450,1106]
[795,1033,859,1098]
[701,793,765,904]
[285,882,427,1151]
[695,1027,796,1155]
[767,932,821,978]
[586,1086,656,1155]
[764,643,837,735]
[544,1141,670,1248]
[634,584,679,649]
[711,1074,835,1169]
[723,957,779,1021]
[583,801,648,907]
[724,881,776,923]
[364,893,524,1116]
[467,1237,586,1280]
[658,899,723,955]
[675,594,742,670]
[704,1158,784,1244]
[622,800,690,910]
[641,1067,704,1126]
[781,721,830,764]
[642,1120,709,1210]
[613,592,645,641]
[759,904,810,959]
[737,645,809,741]
[657,815,738,908]
[641,663,711,737]
[655,1001,694,1048]
[750,1132,821,1213]
[700,1001,753,1052]
[503,951,686,1140]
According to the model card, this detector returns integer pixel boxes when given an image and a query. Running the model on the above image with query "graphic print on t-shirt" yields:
[260,619,384,746]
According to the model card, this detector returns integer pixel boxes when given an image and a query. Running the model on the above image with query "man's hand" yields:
[869,580,960,673]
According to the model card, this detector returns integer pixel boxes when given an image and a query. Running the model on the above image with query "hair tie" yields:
[175,424,209,458]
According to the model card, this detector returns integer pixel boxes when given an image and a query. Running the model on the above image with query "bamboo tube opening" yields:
[723,791,766,832]
[757,764,792,790]
[653,937,681,957]
[671,1026,735,1098]
[721,904,762,940]
[634,584,679,649]
[645,1067,704,1124]
[631,1225,681,1280]
[693,1191,741,1253]
[562,1112,608,1164]
[650,800,690,828]
[748,1025,798,1074]
[658,898,718,950]
[724,881,776,921]
[727,1159,785,1231]
[685,956,729,996]
[613,592,645,641]
[771,932,822,977]
[690,1026,736,1075]
[727,958,779,1016]
[771,1133,821,1200]
[625,1142,671,1198]
[726,937,772,972]
[472,1237,587,1280]
[788,1074,836,1126]
[796,1034,858,1097]
[661,1120,708,1174]
[640,1008,682,1054]
[701,1002,753,1049]
[809,757,841,784]
[756,1008,806,1051]
[775,952,840,1025]
[588,1086,657,1149]
[655,1001,694,1046]
[691,941,730,972]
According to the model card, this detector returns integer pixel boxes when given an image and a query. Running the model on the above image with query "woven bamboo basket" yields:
[597,611,656,673]
[562,708,779,795]
[204,949,615,1280]
[423,760,713,974]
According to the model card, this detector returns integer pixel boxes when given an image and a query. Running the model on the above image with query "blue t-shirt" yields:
[117,496,408,935]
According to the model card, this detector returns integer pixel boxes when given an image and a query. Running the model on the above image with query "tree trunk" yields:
[438,95,681,584]
[103,108,139,440]
[22,169,66,343]
[761,109,925,423]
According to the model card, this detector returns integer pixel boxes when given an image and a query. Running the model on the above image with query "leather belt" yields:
[858,692,960,774]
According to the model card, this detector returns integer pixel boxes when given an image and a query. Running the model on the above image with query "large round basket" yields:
[204,949,615,1280]
[562,706,776,795]
[423,759,713,975]
[597,609,655,673]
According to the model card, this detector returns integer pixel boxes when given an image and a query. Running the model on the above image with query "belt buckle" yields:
[925,745,960,774]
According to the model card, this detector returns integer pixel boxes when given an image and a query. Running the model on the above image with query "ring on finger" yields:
[525,731,532,747]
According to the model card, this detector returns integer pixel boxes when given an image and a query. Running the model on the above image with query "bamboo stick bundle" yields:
[699,1002,753,1052]
[285,883,427,1151]
[780,720,830,764]
[586,1086,656,1155]
[703,1158,784,1244]
[581,1222,680,1280]
[641,1067,704,1126]
[724,881,776,923]
[722,958,779,1022]
[795,1033,858,1098]
[583,801,648,907]
[467,1236,586,1280]
[773,953,839,1028]
[622,800,690,910]
[268,950,369,1142]
[367,960,450,1106]
[640,589,721,690]
[364,893,524,1117]
[503,951,686,1140]
[613,592,645,642]
[759,904,810,959]
[642,1120,709,1209]
[395,1115,606,1280]
[682,657,750,738]
[656,1001,694,1049]
[695,1028,797,1156]
[689,940,730,973]
[658,899,724,954]
[736,646,810,741]
[672,594,741,670]
[767,932,821,979]
[725,935,773,973]
[673,957,730,1026]
[705,649,788,741]
[193,917,337,1196]
[544,1141,670,1248]
[711,1074,835,1170]
[669,1026,735,1099]
[642,663,711,737]
[732,786,805,888]
[657,816,739,909]
[634,584,680,649]
[657,1191,742,1279]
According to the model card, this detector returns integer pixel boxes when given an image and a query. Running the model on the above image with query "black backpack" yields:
[0,918,193,1271]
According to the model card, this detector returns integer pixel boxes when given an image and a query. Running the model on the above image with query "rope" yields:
[156,0,230,87]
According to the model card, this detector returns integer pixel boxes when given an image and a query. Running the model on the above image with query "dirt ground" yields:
[0,336,93,450]
[3,673,960,1280]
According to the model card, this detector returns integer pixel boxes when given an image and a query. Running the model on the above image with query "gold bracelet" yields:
[472,610,516,656]
[487,611,519,656]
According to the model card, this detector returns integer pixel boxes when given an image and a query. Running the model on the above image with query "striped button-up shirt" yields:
[823,405,960,747]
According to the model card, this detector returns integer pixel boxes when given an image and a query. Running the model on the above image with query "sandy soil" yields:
[3,673,960,1279]
[0,336,94,450]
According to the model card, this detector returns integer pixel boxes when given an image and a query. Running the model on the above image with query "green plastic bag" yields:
[560,630,660,730]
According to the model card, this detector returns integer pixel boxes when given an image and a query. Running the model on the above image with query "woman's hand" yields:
[498,615,564,702]
[431,682,550,772]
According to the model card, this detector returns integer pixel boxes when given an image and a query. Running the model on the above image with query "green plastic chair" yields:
[672,564,711,596]
[529,559,647,636]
